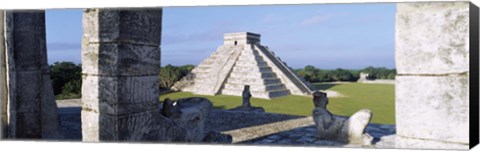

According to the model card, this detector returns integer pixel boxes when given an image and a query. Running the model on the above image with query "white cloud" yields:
[301,13,333,26]
[262,14,287,23]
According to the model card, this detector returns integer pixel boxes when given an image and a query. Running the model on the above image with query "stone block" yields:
[12,12,45,32]
[395,75,469,144]
[396,135,468,150]
[81,110,99,142]
[82,9,162,46]
[16,71,41,112]
[82,109,178,142]
[82,43,160,76]
[16,111,41,138]
[12,31,43,71]
[81,75,160,115]
[395,2,470,74]
[15,71,42,138]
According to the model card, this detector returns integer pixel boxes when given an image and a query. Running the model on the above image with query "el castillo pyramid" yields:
[172,32,312,99]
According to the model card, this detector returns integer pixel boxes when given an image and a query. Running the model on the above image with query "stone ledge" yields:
[395,135,469,150]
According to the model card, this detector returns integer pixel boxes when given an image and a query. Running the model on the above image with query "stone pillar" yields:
[395,2,470,149]
[3,11,15,139]
[10,12,45,138]
[0,11,7,139]
[81,9,178,142]
[1,11,62,139]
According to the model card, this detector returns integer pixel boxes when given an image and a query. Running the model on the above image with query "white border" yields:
[0,0,466,9]
[1,0,478,151]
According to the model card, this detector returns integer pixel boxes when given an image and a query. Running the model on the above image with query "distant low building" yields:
[357,72,394,84]
[357,72,370,82]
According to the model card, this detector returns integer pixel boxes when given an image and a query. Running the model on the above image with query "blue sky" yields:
[45,3,396,69]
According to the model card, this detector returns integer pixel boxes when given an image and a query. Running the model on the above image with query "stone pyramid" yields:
[172,32,312,99]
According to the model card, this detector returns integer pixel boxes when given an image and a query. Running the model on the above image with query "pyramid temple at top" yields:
[172,32,313,99]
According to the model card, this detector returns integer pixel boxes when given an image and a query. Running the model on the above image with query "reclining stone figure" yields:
[161,97,232,143]
[312,91,373,145]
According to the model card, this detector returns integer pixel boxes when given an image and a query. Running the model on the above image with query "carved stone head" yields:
[313,91,328,109]
[243,85,250,91]
[162,98,181,117]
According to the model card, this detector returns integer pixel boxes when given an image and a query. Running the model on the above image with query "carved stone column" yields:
[81,8,180,142]
[0,10,7,139]
[1,11,62,139]
[395,2,472,149]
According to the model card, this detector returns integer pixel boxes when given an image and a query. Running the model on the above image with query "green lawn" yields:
[160,82,395,124]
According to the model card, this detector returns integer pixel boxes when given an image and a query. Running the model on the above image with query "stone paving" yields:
[240,123,396,149]
[56,99,396,148]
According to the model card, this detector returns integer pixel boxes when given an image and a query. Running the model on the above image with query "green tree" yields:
[178,64,195,77]
[330,68,356,81]
[50,61,82,98]
[159,64,182,89]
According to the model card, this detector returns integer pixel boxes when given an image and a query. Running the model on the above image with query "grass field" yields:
[160,82,395,124]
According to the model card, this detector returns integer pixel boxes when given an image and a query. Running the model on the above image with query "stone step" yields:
[189,72,210,80]
[194,66,211,71]
[229,71,277,79]
[237,55,264,62]
[233,63,270,68]
[267,89,291,98]
[223,83,286,92]
[235,60,268,67]
[226,77,282,85]
[221,88,290,99]
[240,49,260,55]
[191,68,210,75]
[232,66,273,73]
[238,52,263,58]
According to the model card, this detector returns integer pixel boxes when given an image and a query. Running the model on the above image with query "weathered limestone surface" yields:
[4,12,15,138]
[395,2,470,149]
[82,9,218,142]
[395,76,469,144]
[173,32,312,99]
[2,11,62,139]
[311,91,373,145]
[254,44,313,96]
[396,135,469,150]
[81,8,174,142]
[0,11,7,138]
[167,97,213,142]
[396,2,469,74]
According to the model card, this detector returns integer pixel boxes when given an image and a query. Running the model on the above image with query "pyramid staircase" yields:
[172,32,312,99]
[220,46,291,99]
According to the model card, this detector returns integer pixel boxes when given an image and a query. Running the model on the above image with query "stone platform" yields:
[56,99,395,148]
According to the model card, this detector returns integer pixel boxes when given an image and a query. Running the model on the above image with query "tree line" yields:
[49,62,196,100]
[293,65,396,83]
[49,61,395,99]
